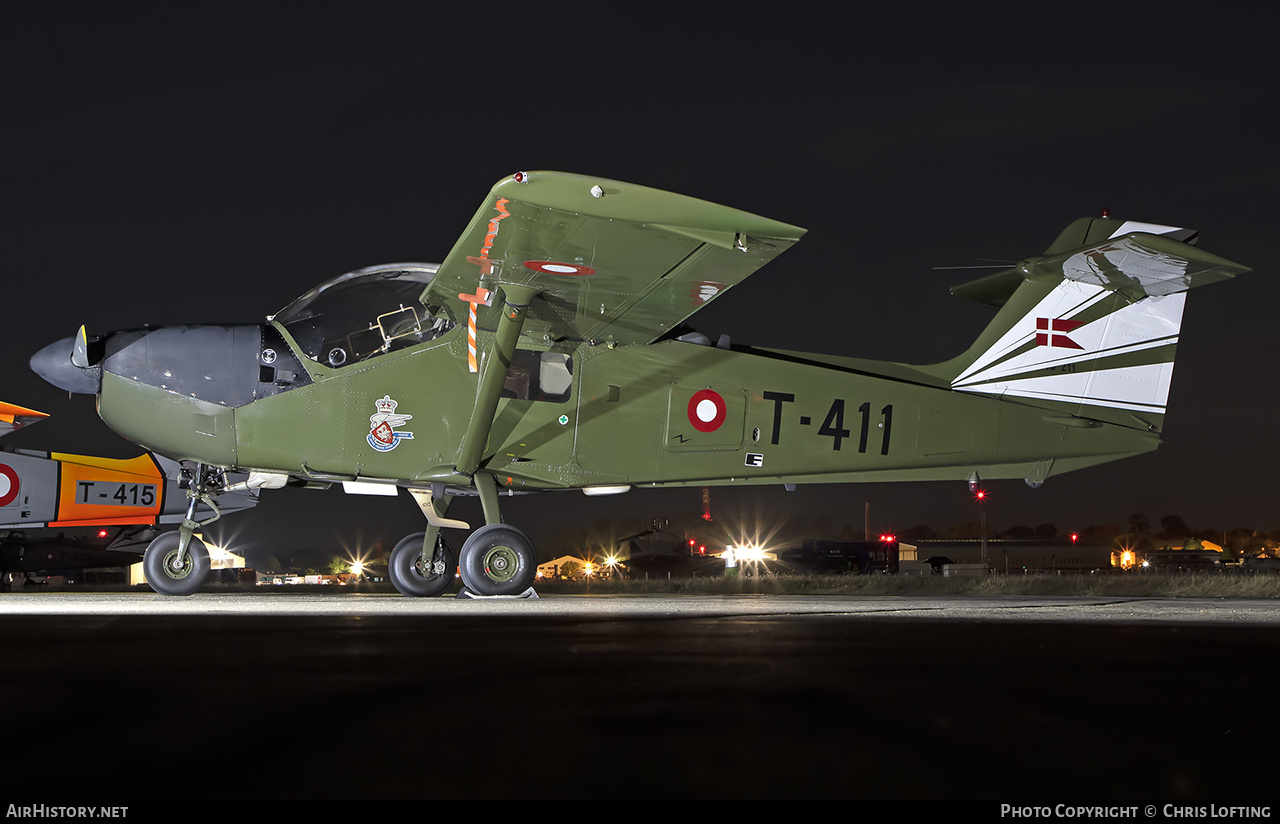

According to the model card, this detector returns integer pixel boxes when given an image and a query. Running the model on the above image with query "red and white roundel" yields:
[524,260,596,277]
[0,463,19,508]
[687,389,726,433]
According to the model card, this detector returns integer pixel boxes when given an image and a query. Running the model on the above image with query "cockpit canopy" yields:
[271,263,454,368]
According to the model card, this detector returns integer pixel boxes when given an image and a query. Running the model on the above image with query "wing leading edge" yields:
[426,171,807,345]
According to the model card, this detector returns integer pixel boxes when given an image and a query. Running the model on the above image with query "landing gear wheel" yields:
[389,532,456,597]
[142,532,210,596]
[458,524,537,596]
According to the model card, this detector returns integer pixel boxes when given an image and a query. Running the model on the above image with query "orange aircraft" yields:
[0,401,257,587]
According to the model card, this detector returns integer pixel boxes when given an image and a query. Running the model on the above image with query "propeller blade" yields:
[71,325,90,368]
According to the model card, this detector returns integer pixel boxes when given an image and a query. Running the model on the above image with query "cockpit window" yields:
[271,264,455,367]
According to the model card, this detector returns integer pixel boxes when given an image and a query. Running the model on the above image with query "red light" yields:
[1070,533,1079,544]
[974,489,987,500]
[97,529,109,538]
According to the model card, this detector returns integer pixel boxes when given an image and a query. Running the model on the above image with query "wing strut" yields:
[455,284,541,480]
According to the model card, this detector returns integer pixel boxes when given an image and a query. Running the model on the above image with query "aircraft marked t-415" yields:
[0,401,257,586]
[29,172,1248,596]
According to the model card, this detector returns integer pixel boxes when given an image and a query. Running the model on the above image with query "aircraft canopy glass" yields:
[272,264,454,367]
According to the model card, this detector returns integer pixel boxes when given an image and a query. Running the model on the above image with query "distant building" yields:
[617,529,721,577]
[912,539,1110,573]
[1122,540,1226,572]
[775,540,913,574]
[538,555,588,579]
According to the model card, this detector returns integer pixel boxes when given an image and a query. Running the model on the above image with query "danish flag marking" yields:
[1036,317,1085,350]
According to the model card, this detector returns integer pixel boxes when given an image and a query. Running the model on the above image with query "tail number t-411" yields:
[764,391,895,454]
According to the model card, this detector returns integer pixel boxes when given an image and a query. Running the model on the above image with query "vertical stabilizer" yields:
[936,221,1248,432]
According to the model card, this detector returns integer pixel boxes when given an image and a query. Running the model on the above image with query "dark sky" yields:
[3,5,1276,563]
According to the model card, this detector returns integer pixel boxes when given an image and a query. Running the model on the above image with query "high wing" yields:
[424,171,807,345]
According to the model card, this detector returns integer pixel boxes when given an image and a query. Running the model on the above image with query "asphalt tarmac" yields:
[3,592,1279,801]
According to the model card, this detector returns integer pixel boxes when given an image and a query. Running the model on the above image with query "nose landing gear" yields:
[142,531,210,596]
[140,463,226,596]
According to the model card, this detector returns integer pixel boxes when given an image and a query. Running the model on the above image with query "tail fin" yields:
[938,218,1248,432]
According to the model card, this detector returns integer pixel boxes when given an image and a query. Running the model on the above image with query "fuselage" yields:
[30,261,1160,496]
[51,319,1157,494]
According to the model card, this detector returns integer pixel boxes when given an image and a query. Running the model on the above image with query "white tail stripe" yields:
[958,362,1175,414]
[952,276,1186,413]
[953,333,1178,389]
[953,282,1109,385]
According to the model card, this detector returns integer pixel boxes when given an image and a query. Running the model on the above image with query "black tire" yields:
[142,532,210,596]
[389,532,456,597]
[458,524,537,596]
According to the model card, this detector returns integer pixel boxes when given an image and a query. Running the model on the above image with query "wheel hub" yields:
[483,546,519,583]
[163,550,192,580]
[414,553,447,579]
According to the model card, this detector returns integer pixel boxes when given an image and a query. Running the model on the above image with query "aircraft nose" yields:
[30,330,103,395]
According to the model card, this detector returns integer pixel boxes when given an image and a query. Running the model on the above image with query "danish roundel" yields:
[524,260,596,277]
[0,463,18,507]
[687,389,727,433]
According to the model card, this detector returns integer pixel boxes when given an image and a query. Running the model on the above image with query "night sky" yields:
[3,5,1276,565]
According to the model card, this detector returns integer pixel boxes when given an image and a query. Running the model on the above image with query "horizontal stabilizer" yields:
[1027,231,1247,300]
[951,218,1246,308]
[0,401,49,437]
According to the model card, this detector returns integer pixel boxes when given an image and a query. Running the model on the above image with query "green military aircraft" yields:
[30,171,1248,596]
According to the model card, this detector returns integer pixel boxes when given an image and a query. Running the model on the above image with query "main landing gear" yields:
[389,532,456,597]
[387,483,539,598]
[387,283,544,599]
[388,524,537,598]
[456,524,537,596]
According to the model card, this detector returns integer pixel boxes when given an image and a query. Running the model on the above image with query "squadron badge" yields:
[367,395,415,452]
